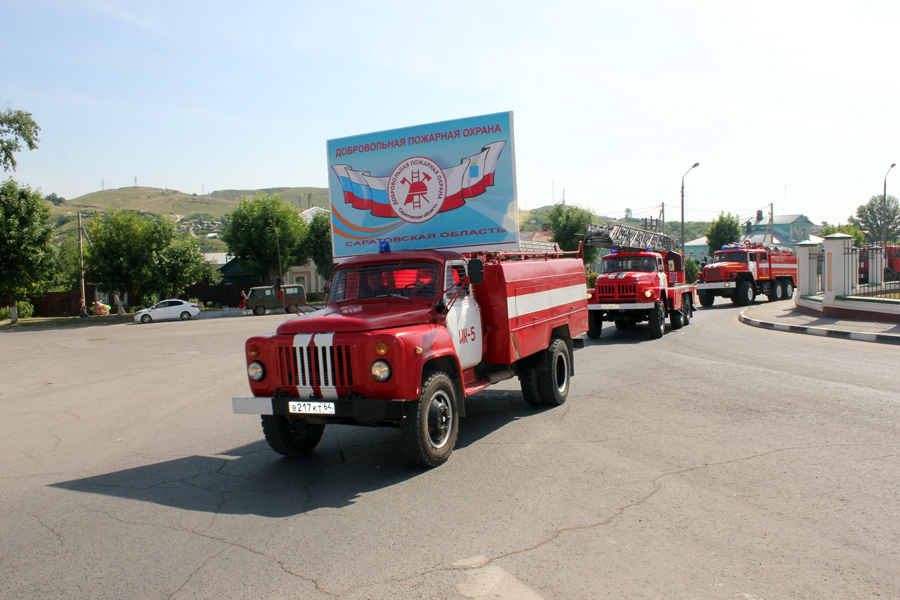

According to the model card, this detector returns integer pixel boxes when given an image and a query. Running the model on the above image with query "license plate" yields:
[600,303,620,309]
[288,401,335,415]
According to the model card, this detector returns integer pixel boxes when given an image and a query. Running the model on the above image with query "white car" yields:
[134,299,200,323]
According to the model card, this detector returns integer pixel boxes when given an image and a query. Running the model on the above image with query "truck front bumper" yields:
[696,282,735,291]
[233,396,407,420]
[587,302,652,311]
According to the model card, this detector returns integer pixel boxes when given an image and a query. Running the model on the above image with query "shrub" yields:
[587,271,599,288]
[685,258,700,283]
[0,306,9,321]
[1,301,34,320]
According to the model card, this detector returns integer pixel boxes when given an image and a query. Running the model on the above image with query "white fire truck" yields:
[584,224,697,339]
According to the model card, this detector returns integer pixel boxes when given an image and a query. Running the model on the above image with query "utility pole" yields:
[884,163,896,246]
[78,212,85,308]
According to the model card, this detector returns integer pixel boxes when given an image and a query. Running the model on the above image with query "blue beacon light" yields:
[379,241,391,254]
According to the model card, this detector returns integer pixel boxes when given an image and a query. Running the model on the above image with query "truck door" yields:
[747,252,758,280]
[757,252,769,279]
[444,260,484,369]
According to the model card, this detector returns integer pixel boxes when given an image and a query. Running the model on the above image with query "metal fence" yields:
[815,249,825,293]
[845,246,900,299]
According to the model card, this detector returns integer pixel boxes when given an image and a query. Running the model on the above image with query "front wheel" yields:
[537,338,571,406]
[141,314,152,324]
[401,371,458,468]
[180,311,191,320]
[261,415,325,457]
[735,280,755,305]
[698,291,714,307]
[648,302,665,339]
[587,311,602,339]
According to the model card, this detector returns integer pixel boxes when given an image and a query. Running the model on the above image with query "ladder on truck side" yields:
[584,223,675,253]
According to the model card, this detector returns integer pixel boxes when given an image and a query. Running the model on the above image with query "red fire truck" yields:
[584,224,697,339]
[696,242,798,307]
[858,245,900,284]
[232,246,588,467]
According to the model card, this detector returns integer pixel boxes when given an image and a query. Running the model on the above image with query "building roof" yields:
[685,236,708,246]
[301,206,329,223]
[741,231,795,245]
[203,252,231,266]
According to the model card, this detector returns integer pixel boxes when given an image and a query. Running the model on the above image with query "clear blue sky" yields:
[3,1,898,228]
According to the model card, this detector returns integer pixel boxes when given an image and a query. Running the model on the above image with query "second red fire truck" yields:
[584,224,697,339]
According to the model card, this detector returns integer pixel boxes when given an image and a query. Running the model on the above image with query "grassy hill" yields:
[49,185,330,252]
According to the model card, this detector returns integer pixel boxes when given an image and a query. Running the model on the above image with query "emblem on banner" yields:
[388,157,446,223]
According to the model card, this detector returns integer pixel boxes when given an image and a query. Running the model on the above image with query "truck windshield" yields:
[602,257,657,273]
[714,252,747,263]
[327,262,442,302]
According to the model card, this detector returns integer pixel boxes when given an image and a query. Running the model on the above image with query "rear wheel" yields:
[885,268,895,282]
[180,311,191,320]
[537,339,570,406]
[253,305,265,316]
[767,280,784,302]
[682,295,692,325]
[261,415,325,457]
[698,291,714,307]
[784,281,794,298]
[735,280,755,305]
[648,302,665,339]
[587,312,602,339]
[401,371,458,467]
[669,300,684,330]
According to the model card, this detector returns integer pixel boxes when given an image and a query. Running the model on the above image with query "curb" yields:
[739,309,900,346]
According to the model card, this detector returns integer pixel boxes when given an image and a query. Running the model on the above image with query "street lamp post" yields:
[884,163,896,246]
[681,163,699,252]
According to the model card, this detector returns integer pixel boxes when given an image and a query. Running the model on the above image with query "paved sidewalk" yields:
[740,301,900,345]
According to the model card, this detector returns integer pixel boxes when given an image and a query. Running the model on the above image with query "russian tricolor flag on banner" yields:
[332,141,506,219]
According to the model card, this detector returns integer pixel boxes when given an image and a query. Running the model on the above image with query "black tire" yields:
[253,305,265,316]
[698,291,714,307]
[519,370,543,405]
[141,314,151,324]
[767,280,784,302]
[401,371,458,467]
[537,338,570,406]
[735,280,755,305]
[682,295,692,325]
[669,300,684,330]
[587,311,602,339]
[648,302,665,339]
[180,311,191,320]
[261,415,325,457]
[784,281,794,298]
[885,268,895,282]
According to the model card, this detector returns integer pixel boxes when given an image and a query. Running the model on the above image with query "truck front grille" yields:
[597,283,636,301]
[704,267,723,281]
[278,344,354,388]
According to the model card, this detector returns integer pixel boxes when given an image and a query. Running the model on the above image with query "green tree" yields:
[0,179,57,322]
[49,243,84,292]
[149,236,208,298]
[1,107,41,172]
[222,192,309,280]
[850,195,900,244]
[706,212,742,254]
[84,211,169,299]
[685,257,700,283]
[821,223,866,246]
[547,202,599,265]
[305,211,335,282]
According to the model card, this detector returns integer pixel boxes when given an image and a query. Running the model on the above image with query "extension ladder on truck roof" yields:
[584,223,675,253]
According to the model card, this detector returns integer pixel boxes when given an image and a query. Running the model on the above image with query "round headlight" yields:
[371,360,391,382]
[644,290,653,298]
[248,361,265,382]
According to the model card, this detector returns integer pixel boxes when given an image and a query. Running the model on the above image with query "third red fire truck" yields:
[696,241,798,306]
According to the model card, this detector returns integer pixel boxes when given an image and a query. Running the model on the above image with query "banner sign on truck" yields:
[327,111,519,260]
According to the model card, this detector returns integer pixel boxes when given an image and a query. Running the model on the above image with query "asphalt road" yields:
[1,303,898,599]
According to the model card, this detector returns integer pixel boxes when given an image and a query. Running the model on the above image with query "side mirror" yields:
[468,259,484,285]
[435,300,449,316]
